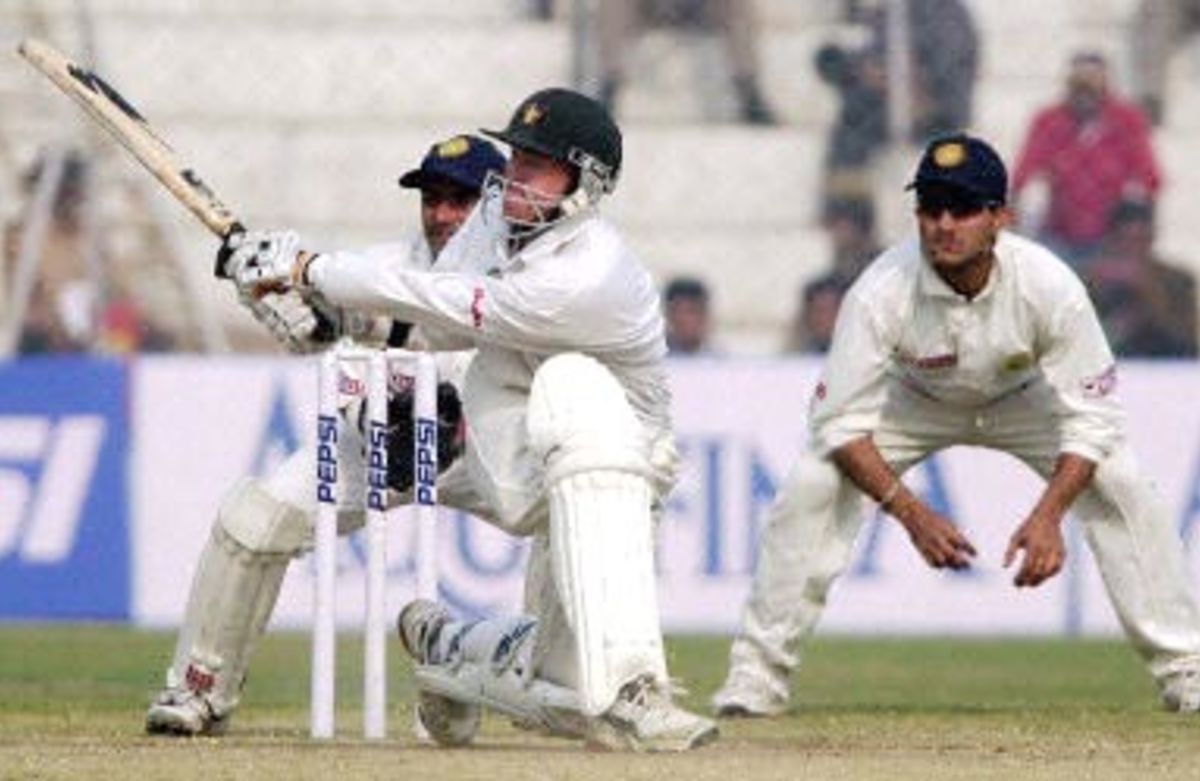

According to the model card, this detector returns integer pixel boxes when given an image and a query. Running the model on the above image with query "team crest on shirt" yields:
[1001,352,1034,372]
[933,142,967,168]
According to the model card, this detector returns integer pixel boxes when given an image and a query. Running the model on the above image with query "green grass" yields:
[1,626,1197,780]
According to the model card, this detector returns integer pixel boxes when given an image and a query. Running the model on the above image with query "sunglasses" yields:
[916,195,993,219]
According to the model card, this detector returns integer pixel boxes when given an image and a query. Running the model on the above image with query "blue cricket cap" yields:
[906,133,1008,206]
[398,134,506,192]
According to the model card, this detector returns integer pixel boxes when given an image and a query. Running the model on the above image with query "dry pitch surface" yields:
[1,627,1197,780]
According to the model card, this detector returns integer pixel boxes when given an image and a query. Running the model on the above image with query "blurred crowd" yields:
[661,0,1197,360]
[3,150,180,355]
[6,0,1198,359]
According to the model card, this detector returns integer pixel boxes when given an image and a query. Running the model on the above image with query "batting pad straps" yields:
[542,443,652,485]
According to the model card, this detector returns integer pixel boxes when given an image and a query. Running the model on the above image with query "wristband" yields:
[879,479,902,510]
[294,251,320,290]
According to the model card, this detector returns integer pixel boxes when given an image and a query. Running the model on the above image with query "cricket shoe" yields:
[145,673,228,737]
[710,666,789,718]
[1160,668,1200,713]
[397,599,483,747]
[597,674,719,752]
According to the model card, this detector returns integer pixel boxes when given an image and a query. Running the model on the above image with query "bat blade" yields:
[18,37,240,240]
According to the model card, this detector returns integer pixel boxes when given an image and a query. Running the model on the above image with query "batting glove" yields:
[240,288,338,354]
[224,229,306,294]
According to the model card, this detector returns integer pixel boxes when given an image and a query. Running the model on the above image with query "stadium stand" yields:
[0,0,1195,352]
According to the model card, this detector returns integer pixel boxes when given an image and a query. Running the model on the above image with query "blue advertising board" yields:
[0,357,130,620]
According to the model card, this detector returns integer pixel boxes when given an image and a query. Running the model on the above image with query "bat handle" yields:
[213,221,246,279]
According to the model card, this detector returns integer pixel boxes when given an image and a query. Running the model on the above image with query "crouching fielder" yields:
[226,88,717,751]
[713,134,1200,718]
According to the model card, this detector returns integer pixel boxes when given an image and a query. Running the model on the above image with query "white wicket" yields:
[311,346,439,740]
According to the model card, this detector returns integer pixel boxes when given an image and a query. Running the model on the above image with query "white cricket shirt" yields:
[810,231,1123,462]
[307,201,672,444]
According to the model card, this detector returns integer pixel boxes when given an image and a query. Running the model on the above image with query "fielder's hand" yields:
[222,229,306,295]
[367,381,464,492]
[898,506,977,571]
[1003,513,1066,588]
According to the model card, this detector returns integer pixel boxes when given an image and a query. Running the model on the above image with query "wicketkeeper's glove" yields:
[381,381,464,493]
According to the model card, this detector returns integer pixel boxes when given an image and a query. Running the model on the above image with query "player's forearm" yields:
[308,252,590,354]
[830,436,915,522]
[308,251,483,341]
[1029,453,1096,524]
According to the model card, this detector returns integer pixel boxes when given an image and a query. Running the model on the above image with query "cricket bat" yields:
[17,37,243,275]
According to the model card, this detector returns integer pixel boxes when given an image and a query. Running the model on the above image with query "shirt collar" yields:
[916,235,1005,302]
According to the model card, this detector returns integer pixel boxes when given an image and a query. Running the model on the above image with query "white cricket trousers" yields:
[727,379,1200,686]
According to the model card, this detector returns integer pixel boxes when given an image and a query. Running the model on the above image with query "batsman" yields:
[713,133,1200,718]
[191,88,716,751]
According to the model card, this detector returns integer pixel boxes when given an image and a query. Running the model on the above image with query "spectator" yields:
[786,276,845,354]
[527,0,554,21]
[816,0,978,206]
[663,276,713,355]
[4,151,97,353]
[1011,51,1161,266]
[1087,199,1197,358]
[1129,0,1200,126]
[596,0,777,125]
[814,39,889,204]
[906,0,979,142]
[823,196,882,282]
[784,197,880,353]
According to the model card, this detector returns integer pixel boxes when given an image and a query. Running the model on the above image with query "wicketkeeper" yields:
[713,133,1200,718]
[219,88,717,751]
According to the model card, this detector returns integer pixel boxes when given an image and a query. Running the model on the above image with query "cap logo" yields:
[436,136,470,159]
[933,142,967,169]
[520,102,545,126]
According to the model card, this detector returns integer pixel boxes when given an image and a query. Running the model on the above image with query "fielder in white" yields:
[223,88,718,751]
[145,133,505,736]
[713,133,1200,718]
